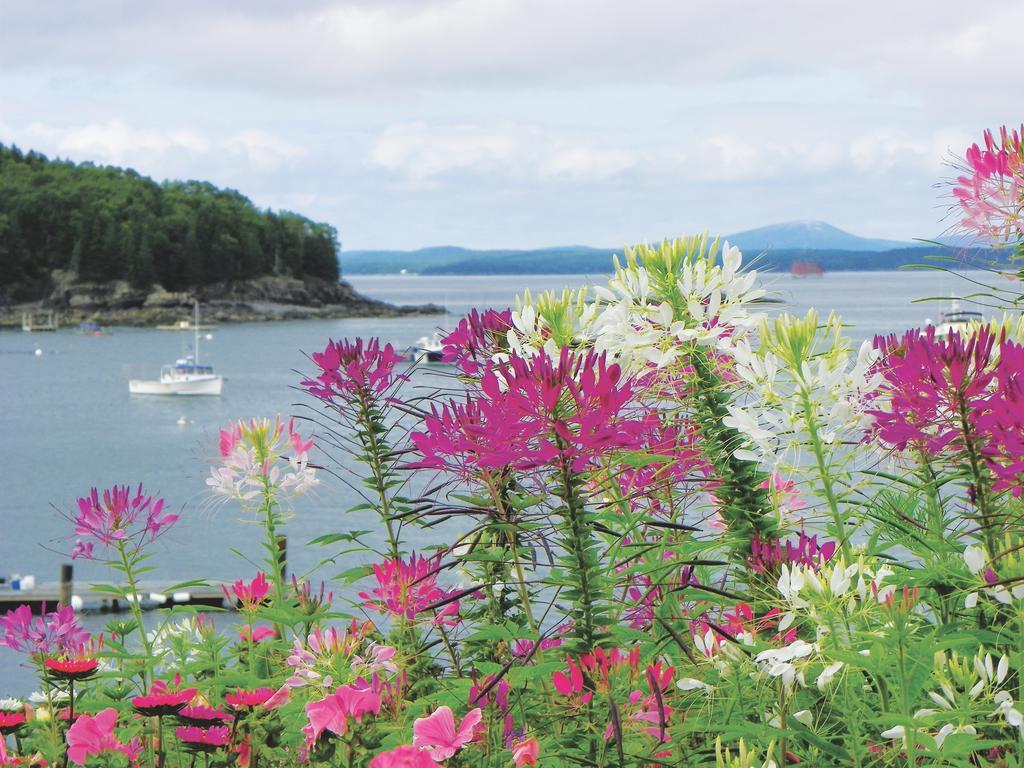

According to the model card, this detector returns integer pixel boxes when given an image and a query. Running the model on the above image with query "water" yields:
[0,269,1001,693]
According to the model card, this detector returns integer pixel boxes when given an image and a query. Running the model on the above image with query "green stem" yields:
[957,399,997,554]
[258,475,286,609]
[117,542,153,687]
[356,395,400,560]
[799,387,849,559]
[558,458,599,650]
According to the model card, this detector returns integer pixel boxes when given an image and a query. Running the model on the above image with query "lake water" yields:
[0,269,999,693]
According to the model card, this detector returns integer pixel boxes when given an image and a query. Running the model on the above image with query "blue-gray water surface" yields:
[0,270,1002,692]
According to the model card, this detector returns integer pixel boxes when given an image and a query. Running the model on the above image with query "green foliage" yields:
[0,144,340,292]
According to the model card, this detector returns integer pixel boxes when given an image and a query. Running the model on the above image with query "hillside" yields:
[724,220,913,252]
[0,144,339,301]
[0,145,442,324]
[339,221,926,275]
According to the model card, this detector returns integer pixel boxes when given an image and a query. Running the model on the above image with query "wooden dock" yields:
[0,581,228,614]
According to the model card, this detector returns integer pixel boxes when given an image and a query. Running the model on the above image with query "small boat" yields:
[791,261,824,277]
[932,299,984,336]
[129,303,223,396]
[411,332,445,363]
[155,319,217,332]
[76,320,106,336]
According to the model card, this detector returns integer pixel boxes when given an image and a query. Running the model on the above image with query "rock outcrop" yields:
[0,271,443,327]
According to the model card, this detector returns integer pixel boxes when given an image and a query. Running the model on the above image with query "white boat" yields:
[932,299,984,336]
[129,303,224,396]
[411,332,445,363]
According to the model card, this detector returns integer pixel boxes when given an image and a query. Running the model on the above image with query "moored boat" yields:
[410,332,445,363]
[932,299,984,336]
[129,302,223,396]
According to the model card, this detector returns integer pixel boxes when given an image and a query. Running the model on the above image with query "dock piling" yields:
[59,564,73,608]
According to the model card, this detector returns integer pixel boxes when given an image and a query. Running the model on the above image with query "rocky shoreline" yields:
[0,271,443,328]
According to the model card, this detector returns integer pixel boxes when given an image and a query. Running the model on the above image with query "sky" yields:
[0,0,1021,250]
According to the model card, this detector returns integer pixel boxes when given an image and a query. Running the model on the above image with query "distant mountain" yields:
[723,221,915,252]
[338,222,977,276]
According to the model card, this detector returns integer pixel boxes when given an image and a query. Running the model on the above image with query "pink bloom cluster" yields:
[223,572,270,612]
[359,554,460,626]
[71,484,176,559]
[748,532,837,574]
[412,706,482,761]
[303,337,405,401]
[66,708,142,766]
[1,604,89,657]
[412,348,654,474]
[208,416,317,501]
[952,125,1024,245]
[869,327,1024,495]
[440,308,513,375]
[303,683,382,746]
[615,422,711,516]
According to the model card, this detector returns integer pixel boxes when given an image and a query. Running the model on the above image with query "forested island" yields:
[0,145,438,325]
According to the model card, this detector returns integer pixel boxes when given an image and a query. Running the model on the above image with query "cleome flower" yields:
[359,553,461,627]
[303,336,405,402]
[70,484,176,559]
[1,604,90,659]
[207,416,318,504]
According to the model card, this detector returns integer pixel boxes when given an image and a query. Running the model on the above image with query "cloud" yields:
[13,119,304,177]
[369,122,635,183]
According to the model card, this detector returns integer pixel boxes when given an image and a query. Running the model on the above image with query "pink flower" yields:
[748,532,836,574]
[369,746,443,768]
[302,684,382,747]
[1,604,90,657]
[70,484,176,558]
[359,553,461,626]
[411,349,653,476]
[512,737,540,767]
[176,725,231,752]
[412,706,483,761]
[951,125,1023,245]
[66,708,142,766]
[440,308,514,375]
[239,624,277,643]
[132,679,198,716]
[208,416,318,501]
[225,688,275,710]
[224,573,270,611]
[303,337,405,401]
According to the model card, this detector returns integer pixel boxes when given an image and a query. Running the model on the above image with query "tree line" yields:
[0,144,340,294]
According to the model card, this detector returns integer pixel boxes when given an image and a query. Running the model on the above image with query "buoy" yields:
[34,348,43,357]
[177,415,187,426]
[204,333,213,341]
[70,595,84,611]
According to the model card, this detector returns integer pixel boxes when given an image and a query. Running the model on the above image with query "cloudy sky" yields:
[1,1,1020,250]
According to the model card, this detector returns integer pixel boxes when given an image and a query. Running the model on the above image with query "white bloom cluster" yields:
[963,545,1024,607]
[587,240,766,374]
[723,313,881,469]
[207,441,318,505]
[776,557,895,615]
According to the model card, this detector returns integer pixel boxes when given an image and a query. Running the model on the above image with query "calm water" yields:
[0,269,994,692]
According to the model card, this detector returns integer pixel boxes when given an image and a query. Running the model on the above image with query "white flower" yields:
[792,710,814,727]
[964,545,986,575]
[676,677,713,692]
[0,698,23,712]
[817,661,843,691]
[880,725,905,740]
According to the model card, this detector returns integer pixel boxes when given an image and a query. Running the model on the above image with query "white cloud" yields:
[369,122,635,183]
[538,146,635,180]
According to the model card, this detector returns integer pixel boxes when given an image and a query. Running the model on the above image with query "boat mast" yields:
[194,300,200,366]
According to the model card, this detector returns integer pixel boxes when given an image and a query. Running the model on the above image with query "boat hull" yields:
[129,376,223,396]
